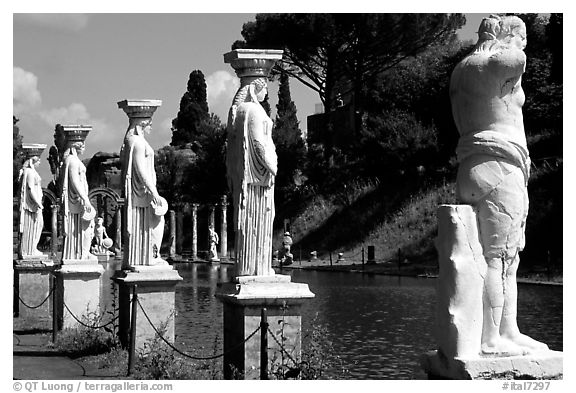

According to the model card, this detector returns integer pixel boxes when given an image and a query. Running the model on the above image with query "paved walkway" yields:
[13,332,122,380]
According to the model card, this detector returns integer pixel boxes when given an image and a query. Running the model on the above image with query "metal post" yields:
[362,247,365,270]
[329,251,333,267]
[398,248,401,274]
[52,274,57,343]
[13,269,19,318]
[127,285,138,376]
[260,308,268,380]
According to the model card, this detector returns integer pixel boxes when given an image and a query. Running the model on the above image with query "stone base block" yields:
[421,350,563,380]
[13,261,56,331]
[98,257,122,325]
[113,268,182,352]
[215,274,315,379]
[55,264,104,330]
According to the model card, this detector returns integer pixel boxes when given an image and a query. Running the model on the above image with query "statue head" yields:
[68,141,86,156]
[499,16,527,50]
[96,217,104,225]
[252,78,268,102]
[127,118,153,136]
[477,15,501,42]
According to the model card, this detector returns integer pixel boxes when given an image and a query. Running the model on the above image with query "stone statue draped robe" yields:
[227,100,277,276]
[62,154,94,260]
[19,163,44,258]
[121,133,165,267]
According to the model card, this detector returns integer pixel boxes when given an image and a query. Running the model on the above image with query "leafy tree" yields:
[514,14,563,135]
[155,146,195,207]
[46,124,66,196]
[13,116,24,196]
[157,114,227,204]
[171,70,210,147]
[236,13,465,114]
[546,13,562,84]
[273,72,306,203]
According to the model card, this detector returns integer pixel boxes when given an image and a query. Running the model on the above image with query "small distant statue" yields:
[335,93,344,108]
[209,227,220,262]
[450,15,547,355]
[61,129,97,262]
[281,231,293,265]
[18,145,47,259]
[91,217,113,255]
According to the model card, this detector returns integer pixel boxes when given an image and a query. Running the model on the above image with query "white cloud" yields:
[14,67,42,115]
[38,103,121,155]
[206,70,239,121]
[14,14,89,32]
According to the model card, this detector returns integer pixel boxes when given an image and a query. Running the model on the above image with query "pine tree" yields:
[273,72,306,202]
[171,70,210,147]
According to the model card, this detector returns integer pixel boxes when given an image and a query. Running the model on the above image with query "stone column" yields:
[169,210,176,259]
[220,195,228,259]
[176,205,184,255]
[51,204,58,259]
[216,49,315,380]
[114,206,122,256]
[191,203,199,261]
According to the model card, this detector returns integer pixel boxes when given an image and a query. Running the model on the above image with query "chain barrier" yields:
[63,301,119,330]
[266,326,299,367]
[137,298,260,361]
[18,286,55,309]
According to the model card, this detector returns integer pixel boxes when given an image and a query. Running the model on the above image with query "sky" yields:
[12,12,489,186]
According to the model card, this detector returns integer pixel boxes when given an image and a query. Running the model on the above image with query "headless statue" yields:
[450,15,548,356]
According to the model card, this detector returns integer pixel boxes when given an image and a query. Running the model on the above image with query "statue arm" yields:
[132,140,161,201]
[25,172,43,209]
[68,159,91,205]
[252,116,278,176]
[487,48,526,80]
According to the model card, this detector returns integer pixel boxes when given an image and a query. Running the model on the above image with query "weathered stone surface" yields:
[216,274,313,379]
[113,268,182,351]
[421,350,563,380]
[14,263,56,330]
[435,204,485,358]
[55,264,104,329]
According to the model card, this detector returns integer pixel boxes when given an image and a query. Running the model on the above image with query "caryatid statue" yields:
[18,144,47,259]
[61,126,97,262]
[450,15,547,356]
[118,100,168,269]
[225,49,283,277]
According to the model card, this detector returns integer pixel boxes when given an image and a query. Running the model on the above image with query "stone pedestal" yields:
[421,350,563,379]
[113,267,182,352]
[55,262,104,330]
[13,259,56,331]
[215,275,315,379]
[96,254,122,325]
[423,205,564,379]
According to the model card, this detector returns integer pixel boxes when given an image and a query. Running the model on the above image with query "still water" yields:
[172,263,563,379]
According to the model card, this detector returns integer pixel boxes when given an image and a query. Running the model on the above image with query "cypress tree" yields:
[273,72,306,201]
[171,70,210,147]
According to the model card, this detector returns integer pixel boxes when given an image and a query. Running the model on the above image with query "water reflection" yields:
[172,263,563,379]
